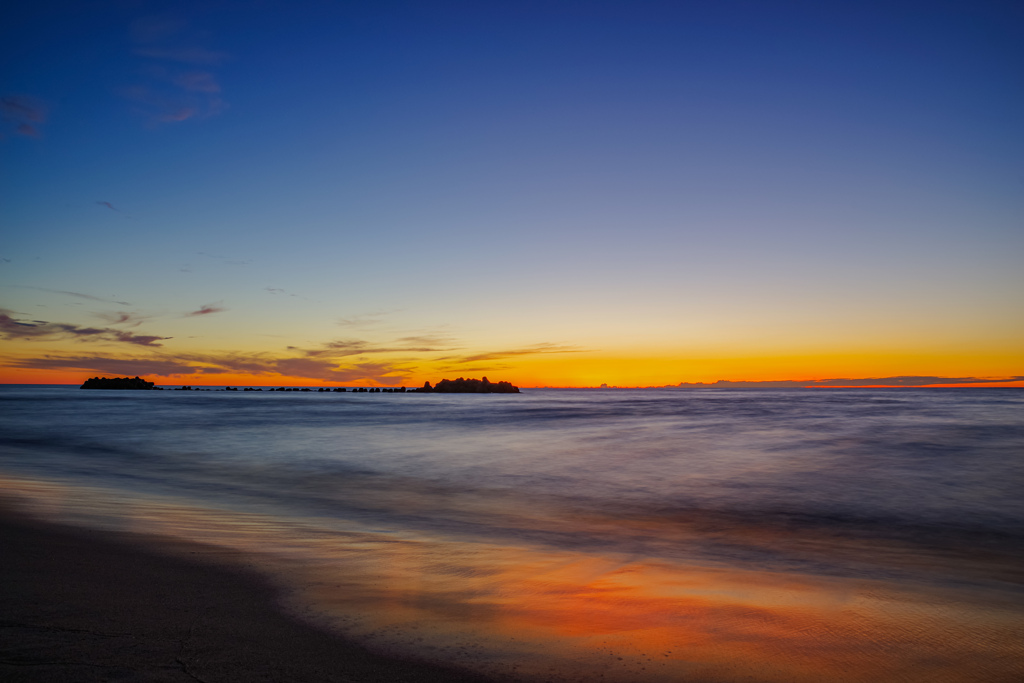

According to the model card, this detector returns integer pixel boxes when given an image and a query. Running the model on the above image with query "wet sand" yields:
[0,504,494,683]
[4,482,1024,683]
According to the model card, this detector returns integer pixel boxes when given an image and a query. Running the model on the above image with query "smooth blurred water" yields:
[2,386,1022,579]
[4,385,1024,682]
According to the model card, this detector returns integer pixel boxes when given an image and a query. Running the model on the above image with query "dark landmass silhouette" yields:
[343,387,406,392]
[81,376,159,390]
[171,386,417,392]
[418,377,520,393]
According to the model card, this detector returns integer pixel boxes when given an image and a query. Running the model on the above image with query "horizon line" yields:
[3,377,1023,390]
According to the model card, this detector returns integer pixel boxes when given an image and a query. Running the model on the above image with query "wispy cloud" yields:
[178,353,278,376]
[1,96,46,121]
[274,358,407,385]
[336,311,400,328]
[123,15,229,125]
[301,335,458,359]
[7,350,411,385]
[11,286,131,306]
[265,287,300,297]
[0,310,169,347]
[93,311,150,328]
[99,312,133,325]
[452,343,585,363]
[186,303,226,317]
[1,95,47,138]
[119,84,219,124]
[97,201,119,211]
[8,355,199,377]
[396,334,460,347]
[172,71,221,93]
[303,340,373,357]
[288,336,574,373]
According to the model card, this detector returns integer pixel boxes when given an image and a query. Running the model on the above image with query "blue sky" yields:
[2,0,1022,386]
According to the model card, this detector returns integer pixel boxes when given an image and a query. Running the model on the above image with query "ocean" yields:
[2,385,1022,682]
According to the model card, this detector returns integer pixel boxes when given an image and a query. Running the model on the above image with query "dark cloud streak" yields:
[9,355,199,377]
[7,351,410,385]
[0,310,168,347]
[12,286,131,306]
[94,311,149,327]
[454,343,584,363]
[1,95,47,138]
[186,304,226,317]
[303,336,457,359]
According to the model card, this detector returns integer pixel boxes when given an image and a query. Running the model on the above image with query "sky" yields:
[2,0,1022,387]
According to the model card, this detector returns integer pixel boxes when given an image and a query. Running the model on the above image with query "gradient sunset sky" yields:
[2,0,1021,387]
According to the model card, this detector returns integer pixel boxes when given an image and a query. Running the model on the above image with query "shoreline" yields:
[0,503,496,683]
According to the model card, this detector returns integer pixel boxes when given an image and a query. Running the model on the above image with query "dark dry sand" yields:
[0,506,496,683]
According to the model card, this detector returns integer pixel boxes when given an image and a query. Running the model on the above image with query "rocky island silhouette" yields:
[80,376,160,390]
[417,377,520,393]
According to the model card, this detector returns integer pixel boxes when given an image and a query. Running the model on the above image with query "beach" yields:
[0,503,493,683]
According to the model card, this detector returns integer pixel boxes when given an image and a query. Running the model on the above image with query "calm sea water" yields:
[2,386,1023,681]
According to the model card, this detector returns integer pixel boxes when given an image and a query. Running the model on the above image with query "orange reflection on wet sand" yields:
[279,526,1024,682]
[3,475,1023,683]
[453,556,1024,682]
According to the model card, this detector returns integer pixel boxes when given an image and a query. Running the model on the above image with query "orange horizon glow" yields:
[2,367,1021,389]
